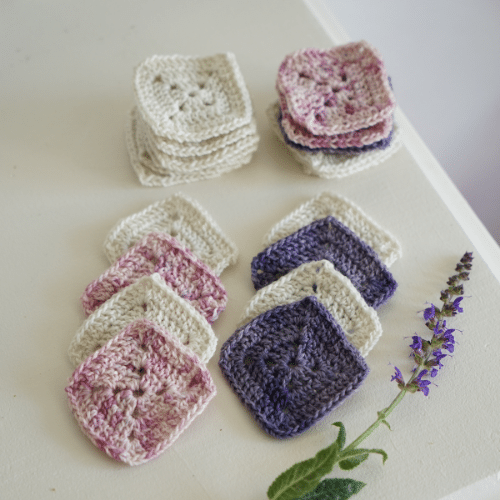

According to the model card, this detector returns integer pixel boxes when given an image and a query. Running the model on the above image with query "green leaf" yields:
[341,448,388,465]
[332,422,346,450]
[338,453,369,470]
[267,442,340,500]
[296,478,366,500]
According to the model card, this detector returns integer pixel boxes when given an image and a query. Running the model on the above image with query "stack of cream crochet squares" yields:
[127,53,259,186]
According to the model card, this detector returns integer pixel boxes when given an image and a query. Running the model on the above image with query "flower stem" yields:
[344,388,408,452]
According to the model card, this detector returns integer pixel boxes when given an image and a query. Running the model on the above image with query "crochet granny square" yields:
[103,192,238,276]
[66,318,216,466]
[239,260,382,357]
[266,102,402,179]
[145,116,258,157]
[279,93,393,151]
[219,296,369,438]
[276,41,396,135]
[262,191,402,267]
[81,232,227,323]
[126,108,255,187]
[251,216,397,308]
[134,53,253,141]
[69,273,217,367]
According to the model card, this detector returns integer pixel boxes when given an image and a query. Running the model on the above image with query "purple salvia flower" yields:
[410,335,424,356]
[453,297,464,313]
[413,370,431,396]
[391,366,405,385]
[423,304,436,321]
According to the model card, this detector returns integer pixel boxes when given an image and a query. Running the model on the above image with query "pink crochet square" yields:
[276,41,395,135]
[81,232,227,323]
[279,92,393,150]
[66,318,216,466]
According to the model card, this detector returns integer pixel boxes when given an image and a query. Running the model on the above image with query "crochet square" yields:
[81,232,227,323]
[267,102,402,179]
[66,318,216,466]
[69,273,217,367]
[279,93,393,151]
[276,41,396,135]
[134,53,253,141]
[239,260,382,357]
[126,108,255,187]
[262,191,402,267]
[145,115,258,157]
[141,121,259,175]
[219,296,369,438]
[103,192,238,276]
[251,216,397,309]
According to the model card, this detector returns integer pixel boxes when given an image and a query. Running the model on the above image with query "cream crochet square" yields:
[134,53,253,142]
[69,273,217,367]
[103,192,238,275]
[126,108,255,187]
[239,260,382,357]
[262,191,402,267]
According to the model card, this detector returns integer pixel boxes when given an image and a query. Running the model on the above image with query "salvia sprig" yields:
[267,252,473,500]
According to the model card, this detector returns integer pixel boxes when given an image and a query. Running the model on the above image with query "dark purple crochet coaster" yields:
[218,296,369,438]
[251,216,397,308]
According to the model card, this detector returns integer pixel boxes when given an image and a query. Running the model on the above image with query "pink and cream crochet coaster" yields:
[66,318,216,466]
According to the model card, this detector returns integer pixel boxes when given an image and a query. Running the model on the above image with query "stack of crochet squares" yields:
[66,193,237,465]
[219,192,401,438]
[268,41,402,178]
[126,53,259,187]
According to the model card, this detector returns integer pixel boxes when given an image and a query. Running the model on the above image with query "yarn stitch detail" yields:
[81,232,227,323]
[239,260,382,357]
[262,191,402,267]
[66,318,216,466]
[276,42,396,135]
[251,216,397,309]
[103,192,238,275]
[69,273,217,367]
[126,108,255,187]
[279,92,393,150]
[134,53,253,141]
[219,296,369,438]
[266,101,402,179]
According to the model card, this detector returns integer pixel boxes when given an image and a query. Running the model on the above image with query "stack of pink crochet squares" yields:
[268,41,402,178]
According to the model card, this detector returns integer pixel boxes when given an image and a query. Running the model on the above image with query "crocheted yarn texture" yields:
[267,101,402,179]
[219,296,369,438]
[81,232,227,323]
[239,260,382,357]
[103,192,238,275]
[134,53,253,141]
[66,318,216,466]
[126,108,257,187]
[278,93,393,151]
[276,42,396,135]
[69,273,217,367]
[128,53,259,186]
[262,191,402,267]
[251,216,397,309]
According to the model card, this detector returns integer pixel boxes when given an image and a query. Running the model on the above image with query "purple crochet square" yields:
[66,318,216,465]
[218,296,369,438]
[251,216,397,308]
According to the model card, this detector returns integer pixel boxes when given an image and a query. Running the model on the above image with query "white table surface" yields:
[1,1,500,499]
